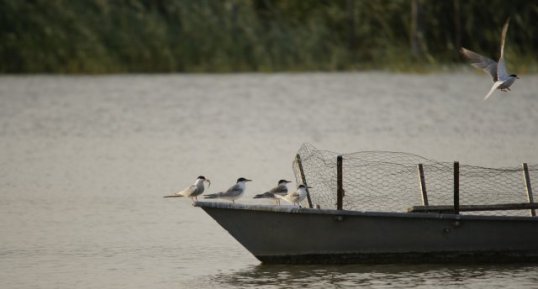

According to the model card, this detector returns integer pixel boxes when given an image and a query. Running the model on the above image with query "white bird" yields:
[276,184,310,207]
[253,179,292,205]
[460,18,519,100]
[204,177,251,203]
[164,176,211,202]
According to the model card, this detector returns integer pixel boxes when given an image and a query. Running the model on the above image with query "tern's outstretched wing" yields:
[499,18,510,61]
[483,80,503,101]
[497,18,510,81]
[460,47,498,82]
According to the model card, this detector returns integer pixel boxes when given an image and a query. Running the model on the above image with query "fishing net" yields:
[292,143,538,216]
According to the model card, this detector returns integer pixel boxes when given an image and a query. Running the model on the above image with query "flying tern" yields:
[460,18,519,100]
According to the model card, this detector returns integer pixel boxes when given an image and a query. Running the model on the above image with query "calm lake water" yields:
[1,73,538,288]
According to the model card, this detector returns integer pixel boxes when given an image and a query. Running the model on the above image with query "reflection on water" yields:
[207,264,538,289]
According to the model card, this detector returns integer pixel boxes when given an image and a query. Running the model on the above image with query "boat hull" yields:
[194,202,538,264]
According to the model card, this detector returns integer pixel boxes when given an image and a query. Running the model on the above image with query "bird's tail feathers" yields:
[204,192,223,199]
[253,192,271,199]
[483,80,503,100]
[163,194,183,198]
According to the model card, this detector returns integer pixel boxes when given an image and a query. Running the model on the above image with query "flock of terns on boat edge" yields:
[164,176,310,207]
[164,18,521,207]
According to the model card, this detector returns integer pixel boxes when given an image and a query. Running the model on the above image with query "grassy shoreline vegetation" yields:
[1,0,537,74]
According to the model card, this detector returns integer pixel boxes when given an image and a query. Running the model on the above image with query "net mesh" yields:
[292,143,538,216]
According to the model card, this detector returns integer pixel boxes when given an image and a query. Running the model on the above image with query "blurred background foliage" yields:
[0,0,537,73]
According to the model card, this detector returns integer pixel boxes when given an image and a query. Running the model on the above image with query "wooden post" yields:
[523,163,536,217]
[417,163,429,206]
[295,154,313,208]
[337,155,344,210]
[454,161,459,214]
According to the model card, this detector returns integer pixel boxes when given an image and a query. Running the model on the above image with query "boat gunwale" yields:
[193,201,538,222]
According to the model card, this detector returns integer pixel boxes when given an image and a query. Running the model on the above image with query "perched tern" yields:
[276,184,310,207]
[164,176,211,202]
[460,18,519,100]
[204,177,251,203]
[253,179,292,205]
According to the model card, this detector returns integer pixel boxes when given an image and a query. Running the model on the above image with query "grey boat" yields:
[192,145,538,264]
[194,201,538,264]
